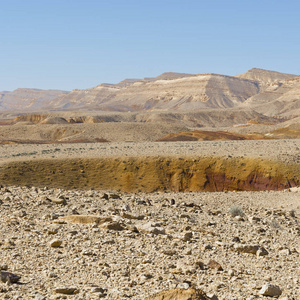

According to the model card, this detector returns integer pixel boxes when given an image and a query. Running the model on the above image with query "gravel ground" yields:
[0,140,300,164]
[0,186,299,299]
[0,139,299,299]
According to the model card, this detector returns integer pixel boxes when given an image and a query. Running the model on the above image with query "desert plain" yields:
[0,68,299,299]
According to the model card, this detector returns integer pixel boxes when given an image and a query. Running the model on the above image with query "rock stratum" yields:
[0,156,299,192]
[0,139,299,192]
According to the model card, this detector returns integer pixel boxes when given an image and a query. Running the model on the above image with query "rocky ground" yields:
[0,186,299,299]
[0,139,299,299]
[0,139,300,164]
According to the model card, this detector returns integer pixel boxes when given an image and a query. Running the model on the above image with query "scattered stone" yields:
[100,221,125,231]
[278,248,291,255]
[54,287,79,295]
[0,271,21,283]
[195,261,205,270]
[50,197,66,205]
[34,294,46,300]
[47,227,59,235]
[121,212,144,220]
[182,231,193,241]
[2,239,15,249]
[138,222,165,235]
[207,293,218,300]
[145,287,210,300]
[248,216,261,223]
[256,247,269,257]
[177,282,190,289]
[289,187,300,192]
[259,283,282,297]
[234,244,268,256]
[49,239,62,248]
[0,265,8,271]
[101,193,109,200]
[108,193,121,199]
[61,215,112,224]
[232,236,240,242]
[0,184,299,298]
[162,249,176,256]
[235,215,244,221]
[207,260,223,271]
[90,286,107,297]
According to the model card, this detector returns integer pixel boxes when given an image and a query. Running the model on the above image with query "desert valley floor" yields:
[0,68,300,299]
[0,139,299,299]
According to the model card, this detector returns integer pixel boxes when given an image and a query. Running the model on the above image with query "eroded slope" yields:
[0,156,298,192]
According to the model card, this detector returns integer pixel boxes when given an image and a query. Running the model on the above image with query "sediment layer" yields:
[0,156,298,192]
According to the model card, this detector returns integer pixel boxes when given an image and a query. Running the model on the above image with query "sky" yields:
[0,0,299,91]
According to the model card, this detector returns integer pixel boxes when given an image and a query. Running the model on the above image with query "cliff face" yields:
[12,114,104,124]
[0,156,298,192]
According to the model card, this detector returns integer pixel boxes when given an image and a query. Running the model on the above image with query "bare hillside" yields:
[48,73,259,111]
[242,76,300,117]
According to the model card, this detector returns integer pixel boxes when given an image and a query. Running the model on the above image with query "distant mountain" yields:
[108,72,194,87]
[242,75,300,117]
[154,72,194,81]
[236,68,296,87]
[47,73,260,111]
[0,88,69,112]
[0,69,298,119]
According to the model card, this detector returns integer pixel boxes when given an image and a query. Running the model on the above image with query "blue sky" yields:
[0,0,299,91]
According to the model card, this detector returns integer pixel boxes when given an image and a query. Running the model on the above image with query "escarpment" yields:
[0,156,298,192]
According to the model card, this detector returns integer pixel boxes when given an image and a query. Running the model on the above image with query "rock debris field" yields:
[0,140,299,299]
[0,186,299,299]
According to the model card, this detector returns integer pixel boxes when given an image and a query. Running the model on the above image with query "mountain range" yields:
[0,68,299,119]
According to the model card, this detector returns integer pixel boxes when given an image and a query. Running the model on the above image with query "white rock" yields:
[259,283,282,297]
